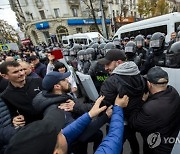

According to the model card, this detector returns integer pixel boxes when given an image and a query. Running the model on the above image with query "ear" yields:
[1,74,9,80]
[54,84,61,90]
[117,60,123,65]
[53,149,60,154]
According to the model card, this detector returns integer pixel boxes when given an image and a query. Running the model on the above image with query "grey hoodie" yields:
[112,61,140,75]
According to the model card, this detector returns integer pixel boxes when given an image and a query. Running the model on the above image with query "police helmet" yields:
[63,49,69,56]
[124,37,130,41]
[113,38,120,46]
[150,32,165,51]
[91,43,99,49]
[125,41,136,53]
[85,48,95,60]
[166,42,180,68]
[135,35,145,47]
[176,31,180,42]
[77,50,85,61]
[146,35,152,40]
[104,42,115,53]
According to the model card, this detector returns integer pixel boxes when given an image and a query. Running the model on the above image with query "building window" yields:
[39,10,46,19]
[72,8,78,17]
[43,31,50,44]
[116,10,119,17]
[130,0,132,9]
[54,8,60,18]
[76,28,82,33]
[30,13,34,20]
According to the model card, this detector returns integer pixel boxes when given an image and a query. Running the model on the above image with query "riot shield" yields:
[76,71,99,101]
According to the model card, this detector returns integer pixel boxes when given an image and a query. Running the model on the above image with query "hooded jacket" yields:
[100,61,145,119]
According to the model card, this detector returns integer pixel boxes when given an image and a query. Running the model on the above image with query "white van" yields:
[62,32,106,47]
[62,35,73,47]
[114,12,180,42]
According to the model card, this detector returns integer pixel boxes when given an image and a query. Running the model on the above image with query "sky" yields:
[0,0,19,30]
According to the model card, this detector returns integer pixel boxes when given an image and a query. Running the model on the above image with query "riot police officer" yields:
[113,38,122,49]
[135,34,148,65]
[140,32,167,75]
[104,42,116,54]
[176,31,180,42]
[166,41,180,68]
[77,50,85,73]
[145,35,152,49]
[99,43,106,58]
[69,44,82,69]
[125,41,141,67]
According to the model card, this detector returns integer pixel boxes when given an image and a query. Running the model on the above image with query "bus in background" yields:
[62,32,107,47]
[114,12,180,42]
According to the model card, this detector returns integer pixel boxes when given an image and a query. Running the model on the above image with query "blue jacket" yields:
[63,105,124,154]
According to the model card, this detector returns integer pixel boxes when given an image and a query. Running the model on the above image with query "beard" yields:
[62,83,71,93]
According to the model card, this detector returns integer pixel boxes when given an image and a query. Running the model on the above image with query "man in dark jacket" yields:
[32,71,111,153]
[129,66,180,154]
[29,55,47,78]
[0,83,25,153]
[0,61,43,124]
[98,49,145,154]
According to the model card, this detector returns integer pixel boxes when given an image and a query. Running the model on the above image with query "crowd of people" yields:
[0,30,180,154]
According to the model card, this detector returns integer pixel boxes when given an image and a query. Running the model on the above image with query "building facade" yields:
[9,0,114,45]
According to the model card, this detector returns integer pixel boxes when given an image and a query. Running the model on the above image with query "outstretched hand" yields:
[88,96,107,118]
[115,95,129,108]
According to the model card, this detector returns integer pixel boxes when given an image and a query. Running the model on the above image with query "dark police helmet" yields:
[91,43,99,49]
[166,42,180,68]
[125,41,136,53]
[63,49,69,56]
[104,42,116,53]
[146,35,152,40]
[176,31,180,42]
[150,32,165,49]
[77,50,85,61]
[135,34,145,46]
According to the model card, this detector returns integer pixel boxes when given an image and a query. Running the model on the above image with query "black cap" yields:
[5,109,65,154]
[98,49,126,65]
[146,66,168,84]
[29,55,38,61]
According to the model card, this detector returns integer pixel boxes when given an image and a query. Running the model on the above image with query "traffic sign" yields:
[0,44,9,52]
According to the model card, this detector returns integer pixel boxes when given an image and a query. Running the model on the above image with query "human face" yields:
[171,32,176,40]
[59,78,71,93]
[20,62,32,76]
[104,61,118,74]
[4,66,26,87]
[58,67,66,73]
[54,132,68,154]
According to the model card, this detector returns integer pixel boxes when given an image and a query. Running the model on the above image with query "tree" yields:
[0,20,19,43]
[137,0,146,18]
[156,0,169,15]
[137,0,170,18]
[81,0,105,35]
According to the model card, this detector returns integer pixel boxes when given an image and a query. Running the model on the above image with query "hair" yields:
[53,62,67,72]
[0,61,20,74]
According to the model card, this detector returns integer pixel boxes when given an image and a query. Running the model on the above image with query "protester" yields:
[0,61,43,124]
[5,94,128,154]
[29,55,47,78]
[19,61,39,78]
[98,49,145,154]
[33,71,110,153]
[129,66,180,154]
